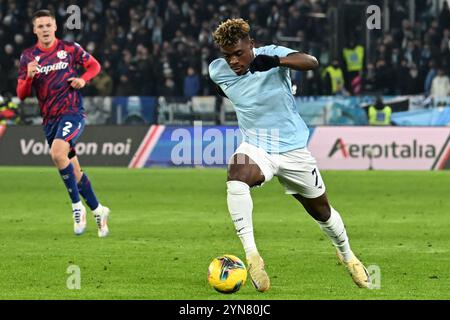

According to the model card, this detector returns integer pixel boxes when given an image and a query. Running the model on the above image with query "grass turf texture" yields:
[0,167,449,299]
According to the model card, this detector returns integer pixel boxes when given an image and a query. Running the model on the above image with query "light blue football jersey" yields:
[209,45,309,154]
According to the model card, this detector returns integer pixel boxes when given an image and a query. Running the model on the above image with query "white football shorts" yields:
[230,142,326,199]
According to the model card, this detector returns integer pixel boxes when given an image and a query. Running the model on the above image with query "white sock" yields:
[93,204,104,215]
[72,201,83,211]
[227,181,258,258]
[317,207,354,262]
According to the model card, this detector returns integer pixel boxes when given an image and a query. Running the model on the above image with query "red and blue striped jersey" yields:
[18,39,92,125]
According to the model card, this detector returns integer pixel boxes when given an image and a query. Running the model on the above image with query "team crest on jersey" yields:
[57,50,67,59]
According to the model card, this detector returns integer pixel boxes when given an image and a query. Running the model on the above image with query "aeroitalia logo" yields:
[285,127,450,170]
[328,138,436,159]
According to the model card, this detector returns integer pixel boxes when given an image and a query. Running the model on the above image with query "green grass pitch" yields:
[0,167,449,299]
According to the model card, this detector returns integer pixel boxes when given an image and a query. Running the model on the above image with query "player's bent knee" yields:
[313,203,331,222]
[50,151,63,162]
[228,168,249,183]
[228,172,247,183]
[50,149,69,166]
[227,181,250,195]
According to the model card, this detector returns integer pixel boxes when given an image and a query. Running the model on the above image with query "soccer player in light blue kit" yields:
[209,19,371,292]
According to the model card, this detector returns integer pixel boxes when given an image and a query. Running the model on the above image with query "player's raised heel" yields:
[94,206,109,238]
[73,205,87,235]
[337,251,372,289]
[246,254,270,292]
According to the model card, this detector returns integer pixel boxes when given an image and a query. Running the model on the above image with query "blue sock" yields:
[77,173,100,211]
[59,163,80,203]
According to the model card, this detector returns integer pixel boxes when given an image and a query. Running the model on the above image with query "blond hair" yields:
[212,18,250,47]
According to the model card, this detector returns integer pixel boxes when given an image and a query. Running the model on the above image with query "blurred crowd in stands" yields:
[0,0,449,98]
[363,0,450,97]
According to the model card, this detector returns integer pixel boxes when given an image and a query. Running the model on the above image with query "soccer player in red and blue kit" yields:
[16,10,109,237]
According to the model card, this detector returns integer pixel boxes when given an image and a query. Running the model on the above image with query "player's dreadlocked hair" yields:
[213,18,250,48]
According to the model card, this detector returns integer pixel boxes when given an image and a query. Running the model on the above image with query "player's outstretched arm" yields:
[280,52,319,71]
[249,52,319,73]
